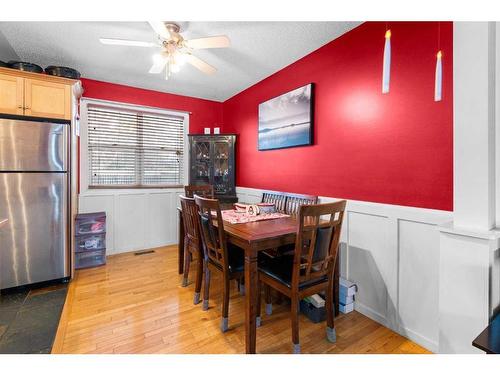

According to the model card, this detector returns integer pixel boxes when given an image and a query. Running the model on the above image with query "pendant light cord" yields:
[437,22,441,51]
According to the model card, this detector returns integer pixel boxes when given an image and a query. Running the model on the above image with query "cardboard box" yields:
[339,291,355,305]
[339,302,354,314]
[339,277,357,297]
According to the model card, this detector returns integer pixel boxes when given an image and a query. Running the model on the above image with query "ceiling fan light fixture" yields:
[168,55,180,73]
[175,52,187,66]
[170,63,181,74]
[101,21,229,80]
[152,53,164,64]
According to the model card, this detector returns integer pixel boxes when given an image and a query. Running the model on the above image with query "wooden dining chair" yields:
[185,184,214,199]
[261,191,287,213]
[284,193,318,215]
[194,195,245,332]
[179,195,204,305]
[262,193,318,261]
[256,200,347,353]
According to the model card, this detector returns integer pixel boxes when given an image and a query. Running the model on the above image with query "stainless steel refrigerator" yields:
[0,117,71,289]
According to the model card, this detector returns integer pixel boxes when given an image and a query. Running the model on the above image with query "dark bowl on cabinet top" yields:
[45,66,81,79]
[7,61,43,73]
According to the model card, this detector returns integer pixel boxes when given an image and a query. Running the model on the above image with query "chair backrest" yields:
[179,195,202,253]
[185,184,214,199]
[194,195,228,271]
[284,193,318,215]
[261,191,287,213]
[291,200,346,290]
[261,191,318,215]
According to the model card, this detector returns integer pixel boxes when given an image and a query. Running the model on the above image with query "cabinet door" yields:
[24,78,71,120]
[190,137,212,186]
[0,74,24,115]
[211,136,234,195]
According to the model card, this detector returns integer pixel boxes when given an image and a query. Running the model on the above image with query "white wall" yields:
[79,189,182,255]
[236,186,452,353]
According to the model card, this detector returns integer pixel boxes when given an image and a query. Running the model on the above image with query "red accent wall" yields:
[223,22,453,211]
[80,78,223,134]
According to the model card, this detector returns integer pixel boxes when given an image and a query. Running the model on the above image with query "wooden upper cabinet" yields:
[24,78,71,120]
[0,73,24,115]
[0,67,76,120]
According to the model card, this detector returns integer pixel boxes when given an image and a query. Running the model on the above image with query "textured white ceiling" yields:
[0,21,361,102]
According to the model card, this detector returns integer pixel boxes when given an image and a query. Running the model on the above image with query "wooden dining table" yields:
[177,208,339,354]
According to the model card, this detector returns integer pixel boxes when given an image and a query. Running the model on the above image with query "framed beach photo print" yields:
[258,83,314,151]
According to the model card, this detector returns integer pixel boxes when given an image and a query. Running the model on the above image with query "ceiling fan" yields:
[100,21,230,79]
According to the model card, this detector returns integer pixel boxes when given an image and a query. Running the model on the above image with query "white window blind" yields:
[87,104,185,188]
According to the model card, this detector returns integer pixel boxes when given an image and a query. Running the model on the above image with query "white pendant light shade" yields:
[382,29,391,94]
[434,50,442,101]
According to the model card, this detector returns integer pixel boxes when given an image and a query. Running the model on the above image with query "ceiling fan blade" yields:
[148,21,171,39]
[185,35,230,49]
[100,38,156,47]
[149,55,167,74]
[185,54,217,75]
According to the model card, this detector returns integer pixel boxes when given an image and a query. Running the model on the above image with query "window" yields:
[86,102,186,188]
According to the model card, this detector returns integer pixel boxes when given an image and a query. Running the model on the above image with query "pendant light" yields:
[382,27,391,94]
[434,51,442,101]
[434,23,443,102]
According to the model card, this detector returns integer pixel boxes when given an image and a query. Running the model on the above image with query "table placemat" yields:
[221,209,290,224]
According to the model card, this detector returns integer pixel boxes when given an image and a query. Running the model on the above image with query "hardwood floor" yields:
[52,246,431,354]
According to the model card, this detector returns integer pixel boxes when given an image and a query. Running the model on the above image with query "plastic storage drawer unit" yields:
[75,212,106,269]
[75,250,106,269]
[75,212,106,235]
[75,233,106,253]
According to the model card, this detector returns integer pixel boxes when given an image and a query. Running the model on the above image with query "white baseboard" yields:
[401,326,439,353]
[354,302,387,327]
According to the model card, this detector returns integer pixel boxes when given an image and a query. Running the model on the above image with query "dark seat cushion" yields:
[209,243,245,274]
[258,254,328,290]
[227,244,245,273]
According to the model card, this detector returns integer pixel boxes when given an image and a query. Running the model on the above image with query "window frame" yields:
[80,98,189,193]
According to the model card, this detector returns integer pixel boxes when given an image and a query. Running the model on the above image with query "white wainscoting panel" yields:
[147,192,179,249]
[116,193,147,253]
[79,188,183,255]
[347,211,392,328]
[236,186,452,353]
[398,220,440,351]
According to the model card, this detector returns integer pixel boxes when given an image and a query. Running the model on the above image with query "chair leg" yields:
[326,280,336,343]
[256,281,262,327]
[264,284,272,315]
[221,273,230,333]
[202,262,210,311]
[193,254,203,305]
[291,297,300,354]
[182,250,191,287]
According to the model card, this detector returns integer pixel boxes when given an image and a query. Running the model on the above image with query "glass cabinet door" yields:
[212,138,231,195]
[191,139,211,186]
